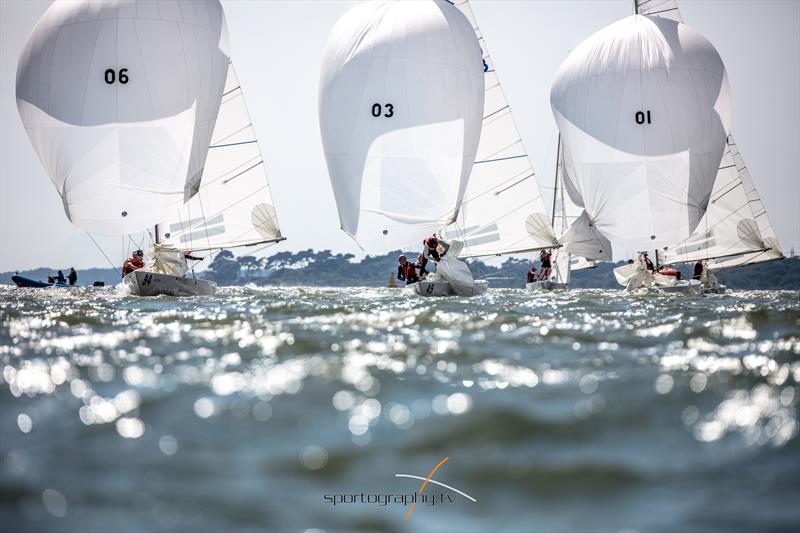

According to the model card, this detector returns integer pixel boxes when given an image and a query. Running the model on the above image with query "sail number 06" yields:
[635,110,652,125]
[371,103,394,118]
[104,68,129,85]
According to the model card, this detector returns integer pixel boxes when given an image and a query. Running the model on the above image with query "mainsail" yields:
[447,0,557,258]
[156,64,284,252]
[551,13,732,254]
[657,136,781,266]
[319,0,485,253]
[16,0,231,235]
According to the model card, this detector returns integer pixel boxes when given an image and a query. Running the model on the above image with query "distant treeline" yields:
[3,251,799,290]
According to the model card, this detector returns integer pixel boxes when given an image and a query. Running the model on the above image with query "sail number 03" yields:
[635,110,652,124]
[104,68,129,85]
[371,103,394,118]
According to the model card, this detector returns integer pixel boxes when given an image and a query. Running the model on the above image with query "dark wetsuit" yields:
[693,261,704,280]
[68,269,77,286]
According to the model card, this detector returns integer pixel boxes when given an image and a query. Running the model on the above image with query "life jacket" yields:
[122,257,145,277]
[659,268,680,278]
[403,262,419,282]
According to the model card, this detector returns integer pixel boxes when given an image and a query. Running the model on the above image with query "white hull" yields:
[123,270,217,297]
[526,281,569,291]
[406,279,489,297]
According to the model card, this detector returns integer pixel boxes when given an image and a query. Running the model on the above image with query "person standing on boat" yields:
[415,253,429,279]
[642,252,655,271]
[67,267,77,286]
[419,234,450,275]
[122,250,145,278]
[538,249,552,280]
[422,234,449,262]
[396,255,419,285]
[54,270,66,284]
[693,260,704,280]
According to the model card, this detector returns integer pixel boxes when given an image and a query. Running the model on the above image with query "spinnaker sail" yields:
[16,0,231,235]
[156,64,284,252]
[319,0,485,253]
[637,0,785,272]
[551,13,732,253]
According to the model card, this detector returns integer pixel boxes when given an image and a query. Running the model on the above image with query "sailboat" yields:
[528,135,609,291]
[445,1,559,268]
[643,4,786,292]
[16,0,284,297]
[551,0,736,294]
[319,0,487,297]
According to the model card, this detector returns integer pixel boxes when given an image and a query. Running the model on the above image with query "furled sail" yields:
[319,0,485,253]
[551,14,732,253]
[16,0,230,235]
[156,64,283,252]
[657,136,778,265]
[447,0,557,257]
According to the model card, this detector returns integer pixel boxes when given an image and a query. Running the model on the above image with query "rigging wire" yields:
[86,232,116,270]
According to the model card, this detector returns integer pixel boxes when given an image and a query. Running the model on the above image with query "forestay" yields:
[319,0,484,253]
[157,64,283,252]
[16,0,230,235]
[551,14,732,253]
[447,0,557,257]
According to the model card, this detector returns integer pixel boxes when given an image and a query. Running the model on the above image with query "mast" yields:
[154,225,159,245]
[551,135,561,226]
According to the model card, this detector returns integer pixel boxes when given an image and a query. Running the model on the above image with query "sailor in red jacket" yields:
[122,249,145,277]
[396,255,420,284]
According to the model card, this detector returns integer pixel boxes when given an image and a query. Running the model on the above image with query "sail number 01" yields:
[371,103,394,118]
[635,110,652,124]
[104,68,129,85]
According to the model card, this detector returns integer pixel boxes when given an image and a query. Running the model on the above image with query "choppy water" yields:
[1,285,799,533]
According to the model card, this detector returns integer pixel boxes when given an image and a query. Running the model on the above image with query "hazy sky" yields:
[1,0,798,272]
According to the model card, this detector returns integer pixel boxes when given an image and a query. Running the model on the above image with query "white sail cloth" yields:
[157,64,282,252]
[658,137,767,265]
[449,0,557,257]
[142,243,189,277]
[434,240,485,296]
[319,0,485,253]
[16,0,230,235]
[551,14,732,252]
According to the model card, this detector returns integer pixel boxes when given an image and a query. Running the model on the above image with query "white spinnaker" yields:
[319,0,485,253]
[157,64,283,252]
[553,137,612,264]
[16,0,230,235]
[635,0,784,271]
[447,0,557,257]
[551,14,732,253]
[658,137,772,265]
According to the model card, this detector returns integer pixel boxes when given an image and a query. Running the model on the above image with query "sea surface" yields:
[1,285,799,533]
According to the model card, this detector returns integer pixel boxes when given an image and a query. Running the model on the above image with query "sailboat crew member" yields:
[418,234,450,275]
[693,260,704,280]
[642,252,655,271]
[538,249,552,280]
[527,264,538,283]
[415,253,429,279]
[122,250,145,277]
[68,267,77,286]
[396,255,419,285]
